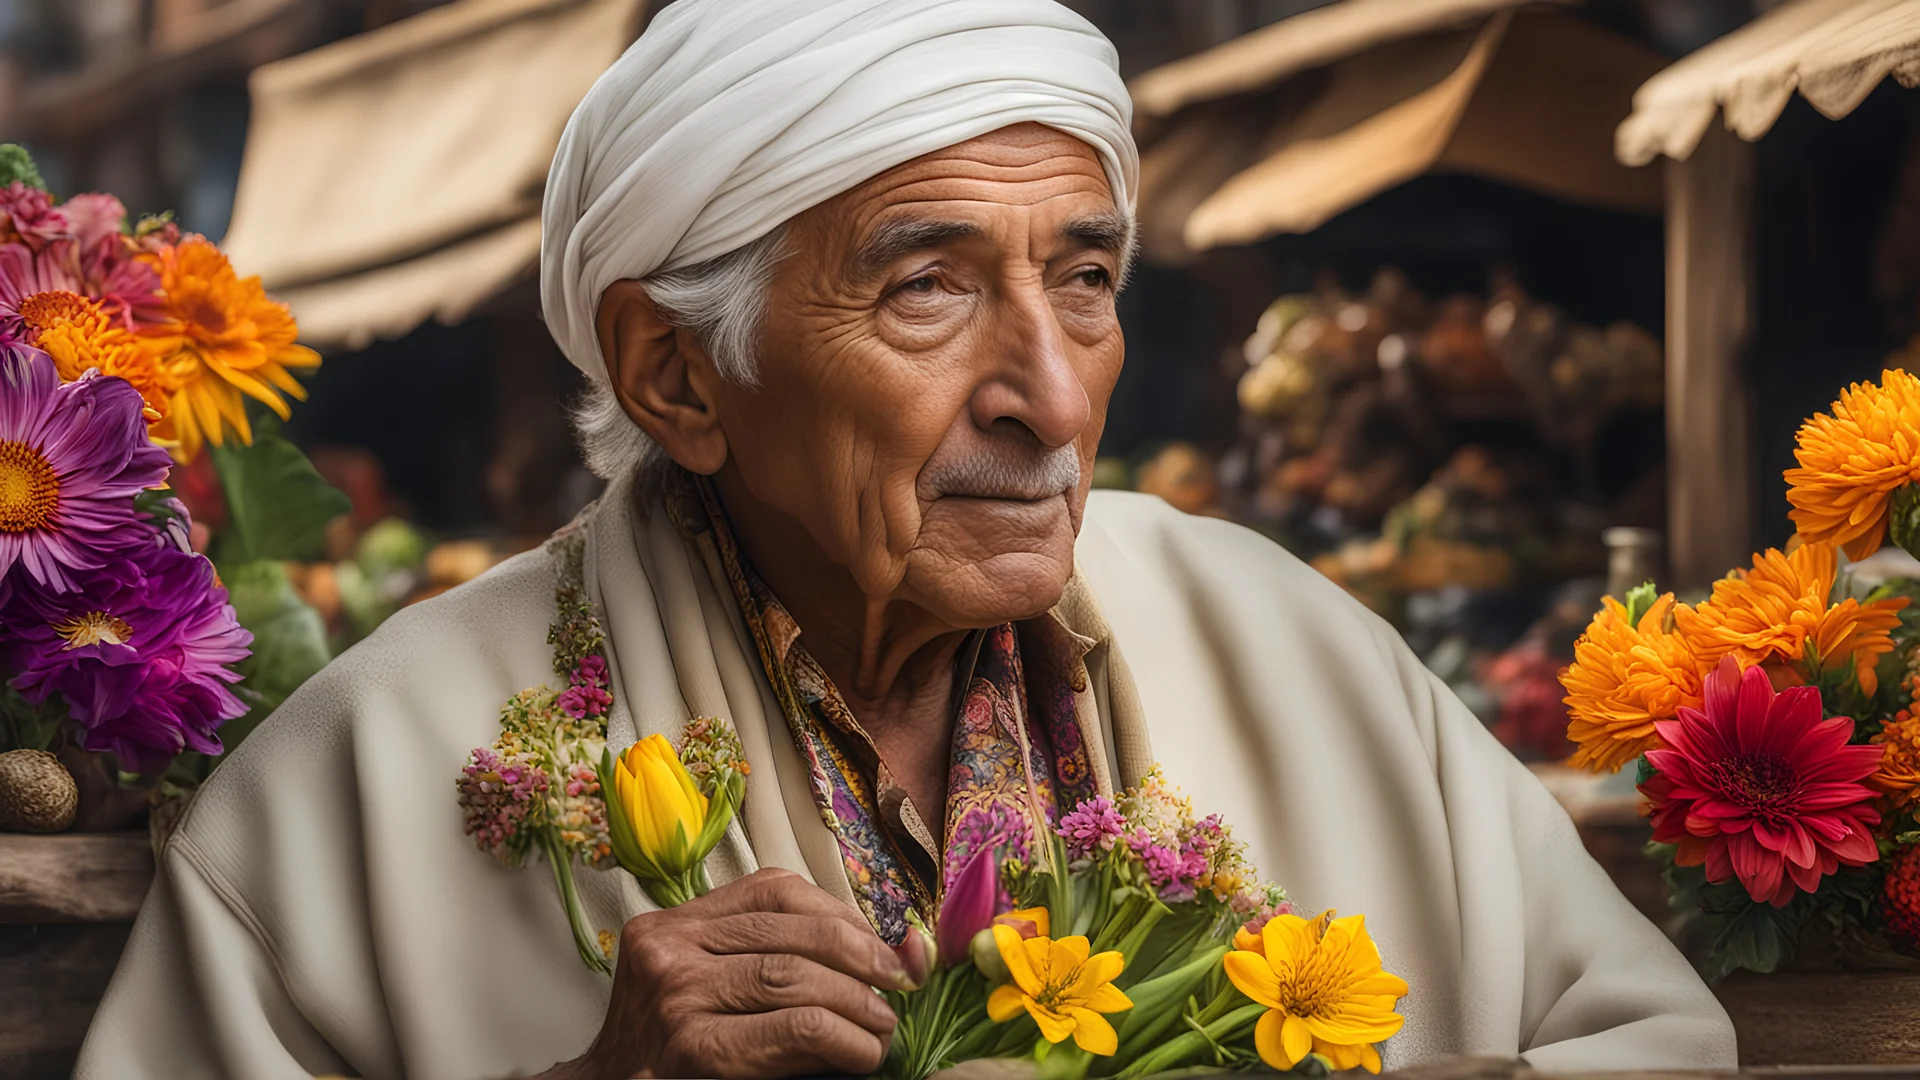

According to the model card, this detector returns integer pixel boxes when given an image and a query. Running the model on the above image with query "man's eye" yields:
[900,275,938,293]
[1076,267,1112,288]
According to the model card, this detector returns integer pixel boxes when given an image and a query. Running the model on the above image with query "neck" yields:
[708,467,966,728]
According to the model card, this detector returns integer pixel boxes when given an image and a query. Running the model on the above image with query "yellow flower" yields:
[1561,593,1702,773]
[1672,542,1907,696]
[613,734,708,870]
[1224,912,1407,1075]
[986,925,1132,1055]
[138,237,320,459]
[1785,368,1920,559]
[17,291,174,425]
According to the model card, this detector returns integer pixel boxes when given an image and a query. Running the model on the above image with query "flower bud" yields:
[970,927,1011,984]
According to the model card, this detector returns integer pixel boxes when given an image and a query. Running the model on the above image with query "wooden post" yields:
[1664,123,1757,591]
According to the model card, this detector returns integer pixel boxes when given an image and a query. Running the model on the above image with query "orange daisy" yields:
[1785,368,1920,559]
[1672,542,1907,696]
[1561,592,1702,773]
[17,290,174,424]
[138,236,320,459]
[1871,666,1920,813]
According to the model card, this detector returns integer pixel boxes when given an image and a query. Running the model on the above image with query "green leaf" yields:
[1622,580,1660,626]
[1636,754,1657,785]
[208,420,350,564]
[218,561,332,754]
[1892,483,1920,562]
[0,144,46,191]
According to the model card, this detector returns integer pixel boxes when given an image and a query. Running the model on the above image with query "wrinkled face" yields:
[711,123,1127,627]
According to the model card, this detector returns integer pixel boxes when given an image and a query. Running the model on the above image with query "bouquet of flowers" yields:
[459,565,1410,1075]
[0,144,347,827]
[875,769,1407,1080]
[1561,368,1920,978]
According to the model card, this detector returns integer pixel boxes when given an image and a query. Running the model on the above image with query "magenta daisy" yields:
[0,349,173,591]
[1643,655,1884,907]
[2,538,251,771]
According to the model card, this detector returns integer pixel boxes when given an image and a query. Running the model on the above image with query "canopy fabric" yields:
[1137,6,1663,254]
[1617,0,1920,166]
[269,218,542,352]
[220,0,645,346]
[1128,0,1545,119]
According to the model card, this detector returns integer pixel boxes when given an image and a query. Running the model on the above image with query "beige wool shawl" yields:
[76,476,1735,1078]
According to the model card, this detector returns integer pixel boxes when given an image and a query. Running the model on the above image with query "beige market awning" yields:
[1616,0,1920,166]
[1131,2,1664,257]
[220,0,648,348]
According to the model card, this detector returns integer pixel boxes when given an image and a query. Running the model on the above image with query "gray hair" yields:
[570,225,791,480]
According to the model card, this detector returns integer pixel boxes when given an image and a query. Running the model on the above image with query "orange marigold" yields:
[1872,668,1920,813]
[18,290,174,424]
[1785,368,1920,560]
[138,236,319,459]
[1672,542,1907,696]
[1562,593,1702,773]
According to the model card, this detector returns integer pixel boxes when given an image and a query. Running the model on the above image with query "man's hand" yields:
[557,868,922,1079]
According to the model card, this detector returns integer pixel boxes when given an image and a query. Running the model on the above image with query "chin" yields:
[905,496,1079,626]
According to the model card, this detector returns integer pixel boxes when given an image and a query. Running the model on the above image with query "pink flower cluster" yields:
[555,653,612,720]
[552,761,613,868]
[0,183,172,349]
[1058,796,1126,859]
[455,745,550,865]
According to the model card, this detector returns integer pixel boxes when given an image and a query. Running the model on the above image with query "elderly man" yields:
[79,1,1735,1077]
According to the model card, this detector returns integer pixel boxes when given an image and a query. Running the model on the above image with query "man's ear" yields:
[594,279,729,475]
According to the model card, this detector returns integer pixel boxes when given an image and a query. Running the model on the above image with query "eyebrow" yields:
[850,210,1139,280]
[853,219,983,277]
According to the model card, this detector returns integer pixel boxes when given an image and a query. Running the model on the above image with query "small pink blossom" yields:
[0,183,67,250]
[1058,796,1127,859]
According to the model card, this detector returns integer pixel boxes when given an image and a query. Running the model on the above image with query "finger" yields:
[706,952,898,1038]
[700,912,908,990]
[686,868,873,933]
[725,1007,890,1078]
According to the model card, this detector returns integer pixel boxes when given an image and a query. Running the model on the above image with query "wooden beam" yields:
[0,833,153,924]
[0,0,324,144]
[1664,123,1758,590]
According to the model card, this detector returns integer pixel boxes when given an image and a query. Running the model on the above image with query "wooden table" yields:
[0,833,153,1078]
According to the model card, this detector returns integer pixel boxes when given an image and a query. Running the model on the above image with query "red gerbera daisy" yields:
[1643,655,1883,907]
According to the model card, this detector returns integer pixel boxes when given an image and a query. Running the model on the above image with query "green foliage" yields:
[1621,580,1660,627]
[1892,483,1920,562]
[1652,843,1810,981]
[1635,754,1657,785]
[0,144,46,191]
[216,560,333,757]
[208,417,351,565]
[0,685,66,752]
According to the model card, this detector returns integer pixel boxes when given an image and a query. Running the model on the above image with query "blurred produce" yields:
[1142,263,1666,763]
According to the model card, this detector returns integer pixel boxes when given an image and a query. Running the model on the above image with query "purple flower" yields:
[1058,796,1127,859]
[3,540,251,771]
[556,652,612,719]
[944,803,1032,902]
[936,843,1000,967]
[0,351,172,591]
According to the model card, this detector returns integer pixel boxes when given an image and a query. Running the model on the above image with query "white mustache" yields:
[922,444,1081,501]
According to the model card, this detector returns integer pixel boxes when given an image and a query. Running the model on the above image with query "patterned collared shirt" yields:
[669,472,1097,943]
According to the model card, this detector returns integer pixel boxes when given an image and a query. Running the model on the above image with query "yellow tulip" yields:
[616,734,708,868]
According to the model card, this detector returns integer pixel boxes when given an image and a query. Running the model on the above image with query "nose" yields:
[967,284,1091,450]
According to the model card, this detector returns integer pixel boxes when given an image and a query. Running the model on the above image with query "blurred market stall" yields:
[1119,0,1671,763]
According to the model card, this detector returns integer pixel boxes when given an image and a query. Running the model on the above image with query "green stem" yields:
[1112,1002,1264,1079]
[544,833,612,975]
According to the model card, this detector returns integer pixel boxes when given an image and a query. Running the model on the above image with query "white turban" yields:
[539,0,1138,376]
